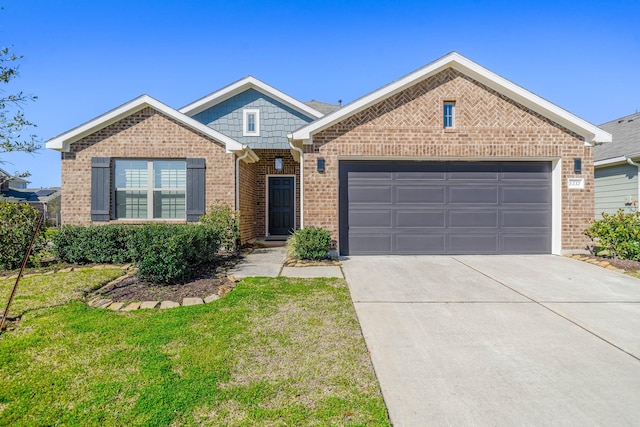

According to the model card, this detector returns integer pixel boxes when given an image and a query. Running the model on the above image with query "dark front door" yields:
[268,176,295,235]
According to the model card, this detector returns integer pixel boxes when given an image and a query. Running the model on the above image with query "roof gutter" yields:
[594,156,628,167]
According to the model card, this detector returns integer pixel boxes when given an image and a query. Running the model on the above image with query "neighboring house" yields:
[0,183,61,225]
[46,52,610,255]
[594,112,640,216]
[0,167,31,189]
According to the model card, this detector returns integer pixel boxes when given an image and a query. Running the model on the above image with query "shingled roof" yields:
[304,100,341,115]
[596,112,640,162]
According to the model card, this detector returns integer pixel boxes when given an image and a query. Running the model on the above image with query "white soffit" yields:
[290,52,611,145]
[46,95,245,153]
[179,76,324,119]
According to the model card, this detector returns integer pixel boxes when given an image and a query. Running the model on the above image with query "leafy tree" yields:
[0,46,38,177]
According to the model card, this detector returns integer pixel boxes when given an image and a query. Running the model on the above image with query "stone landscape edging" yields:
[564,254,626,273]
[86,269,240,311]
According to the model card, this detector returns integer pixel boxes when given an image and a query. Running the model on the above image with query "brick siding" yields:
[238,159,258,242]
[61,107,236,225]
[303,68,593,252]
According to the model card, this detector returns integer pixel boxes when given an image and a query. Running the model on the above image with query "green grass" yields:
[0,275,390,426]
[0,267,124,319]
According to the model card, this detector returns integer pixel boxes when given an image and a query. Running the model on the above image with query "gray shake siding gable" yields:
[192,88,314,149]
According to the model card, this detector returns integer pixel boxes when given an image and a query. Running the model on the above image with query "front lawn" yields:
[0,274,389,426]
[0,267,125,319]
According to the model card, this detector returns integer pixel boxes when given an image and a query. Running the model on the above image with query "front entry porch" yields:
[237,149,300,243]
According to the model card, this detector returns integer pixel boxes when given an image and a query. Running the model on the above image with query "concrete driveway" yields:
[343,255,640,426]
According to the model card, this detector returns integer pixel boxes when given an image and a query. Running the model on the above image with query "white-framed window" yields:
[444,101,455,129]
[114,159,186,219]
[243,109,260,136]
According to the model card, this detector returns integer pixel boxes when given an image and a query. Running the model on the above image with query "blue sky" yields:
[1,0,639,187]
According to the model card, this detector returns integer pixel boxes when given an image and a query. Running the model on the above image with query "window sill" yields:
[444,128,458,133]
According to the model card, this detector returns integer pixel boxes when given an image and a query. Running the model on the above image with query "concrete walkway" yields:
[227,246,343,279]
[343,255,640,426]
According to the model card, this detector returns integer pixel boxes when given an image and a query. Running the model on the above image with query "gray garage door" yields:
[339,161,552,255]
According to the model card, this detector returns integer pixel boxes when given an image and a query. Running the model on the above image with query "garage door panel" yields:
[349,171,393,180]
[349,210,393,228]
[349,186,393,204]
[502,210,551,228]
[450,186,498,204]
[396,234,445,253]
[502,162,551,178]
[396,186,445,204]
[449,211,498,228]
[502,187,550,204]
[449,162,500,179]
[340,161,551,255]
[502,234,549,253]
[395,171,446,180]
[396,210,445,228]
[449,234,499,253]
[348,234,392,254]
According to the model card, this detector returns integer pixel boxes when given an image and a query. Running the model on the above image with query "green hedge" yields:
[289,227,331,260]
[198,202,239,252]
[131,224,220,283]
[53,224,220,283]
[53,224,134,264]
[0,201,47,270]
[586,210,640,260]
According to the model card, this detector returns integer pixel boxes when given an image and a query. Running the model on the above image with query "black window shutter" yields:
[91,157,111,221]
[186,158,206,222]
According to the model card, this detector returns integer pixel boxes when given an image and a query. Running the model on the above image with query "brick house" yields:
[47,52,610,255]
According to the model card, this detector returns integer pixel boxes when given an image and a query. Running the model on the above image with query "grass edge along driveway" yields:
[0,274,390,426]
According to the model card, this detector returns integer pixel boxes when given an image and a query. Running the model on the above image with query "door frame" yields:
[266,174,296,236]
[337,157,561,255]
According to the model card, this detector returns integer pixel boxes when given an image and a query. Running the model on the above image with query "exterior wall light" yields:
[574,158,582,174]
[317,157,325,173]
[275,157,283,171]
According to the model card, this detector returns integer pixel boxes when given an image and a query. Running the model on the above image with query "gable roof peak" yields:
[45,94,246,154]
[179,76,324,119]
[290,52,610,145]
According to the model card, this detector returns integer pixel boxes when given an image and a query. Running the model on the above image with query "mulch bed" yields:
[94,251,246,303]
[576,254,640,271]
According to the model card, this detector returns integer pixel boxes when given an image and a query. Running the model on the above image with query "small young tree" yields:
[0,46,39,175]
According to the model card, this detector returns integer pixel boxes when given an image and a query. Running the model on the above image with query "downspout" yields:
[626,157,640,211]
[289,140,304,229]
[235,148,250,211]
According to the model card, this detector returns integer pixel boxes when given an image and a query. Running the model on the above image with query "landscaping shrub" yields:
[585,209,640,260]
[0,201,47,270]
[199,202,240,252]
[290,227,331,260]
[53,223,221,284]
[134,224,220,283]
[53,224,134,264]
